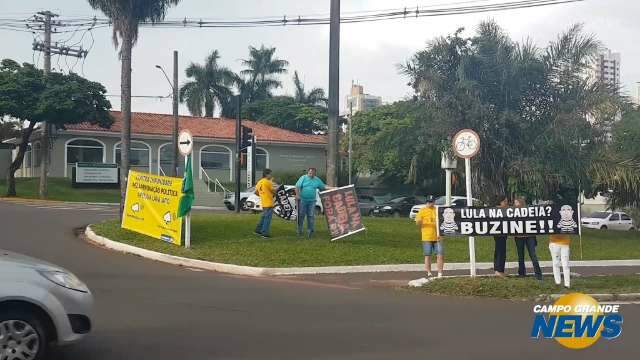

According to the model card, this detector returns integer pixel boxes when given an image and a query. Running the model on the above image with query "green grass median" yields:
[0,177,120,203]
[91,213,640,267]
[418,275,640,300]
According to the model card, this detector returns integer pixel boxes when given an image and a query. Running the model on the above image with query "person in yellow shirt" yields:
[548,233,571,288]
[415,196,443,278]
[254,169,275,238]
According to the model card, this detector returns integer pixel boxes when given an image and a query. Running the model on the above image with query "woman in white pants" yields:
[548,234,571,288]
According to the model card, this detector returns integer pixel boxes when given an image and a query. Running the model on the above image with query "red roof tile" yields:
[66,111,327,145]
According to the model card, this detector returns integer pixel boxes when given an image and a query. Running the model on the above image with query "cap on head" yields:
[425,195,435,203]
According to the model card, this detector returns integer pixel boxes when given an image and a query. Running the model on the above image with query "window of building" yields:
[33,142,42,168]
[200,146,231,170]
[115,141,151,170]
[158,143,173,176]
[256,148,268,172]
[66,139,105,165]
[23,144,32,169]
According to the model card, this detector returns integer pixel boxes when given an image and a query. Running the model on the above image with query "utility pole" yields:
[327,0,340,186]
[32,11,88,198]
[172,51,179,177]
[37,11,56,199]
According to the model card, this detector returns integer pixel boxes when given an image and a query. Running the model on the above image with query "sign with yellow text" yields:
[122,170,183,245]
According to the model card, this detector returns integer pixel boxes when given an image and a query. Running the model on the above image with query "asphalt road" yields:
[1,199,639,360]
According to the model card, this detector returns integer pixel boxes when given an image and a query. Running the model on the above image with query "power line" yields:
[0,0,583,32]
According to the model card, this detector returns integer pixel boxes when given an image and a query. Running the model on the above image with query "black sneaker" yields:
[254,231,262,236]
[261,234,272,239]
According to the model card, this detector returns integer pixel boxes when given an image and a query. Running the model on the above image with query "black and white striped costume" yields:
[557,219,577,233]
[440,221,459,234]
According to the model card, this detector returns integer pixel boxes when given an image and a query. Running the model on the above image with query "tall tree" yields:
[179,50,235,117]
[240,45,288,102]
[612,109,640,161]
[0,59,112,196]
[0,119,19,142]
[394,21,629,204]
[87,0,181,216]
[292,71,326,106]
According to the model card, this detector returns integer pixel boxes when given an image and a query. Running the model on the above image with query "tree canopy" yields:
[243,96,327,134]
[179,50,236,117]
[240,45,289,103]
[353,21,637,206]
[0,119,19,142]
[0,59,112,195]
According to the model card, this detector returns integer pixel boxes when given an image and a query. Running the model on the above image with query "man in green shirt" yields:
[295,167,333,238]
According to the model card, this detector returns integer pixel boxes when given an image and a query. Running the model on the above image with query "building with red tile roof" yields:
[65,111,327,145]
[10,112,328,205]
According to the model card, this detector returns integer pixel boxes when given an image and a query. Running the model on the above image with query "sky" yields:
[1,0,639,116]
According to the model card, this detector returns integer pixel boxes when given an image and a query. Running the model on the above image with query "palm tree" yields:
[240,45,288,102]
[293,71,326,106]
[87,0,181,216]
[179,50,235,117]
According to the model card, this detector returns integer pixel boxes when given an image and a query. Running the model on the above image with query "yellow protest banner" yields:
[121,170,183,245]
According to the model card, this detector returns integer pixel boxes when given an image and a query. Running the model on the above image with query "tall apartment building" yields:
[592,49,621,93]
[345,82,382,115]
[634,82,640,106]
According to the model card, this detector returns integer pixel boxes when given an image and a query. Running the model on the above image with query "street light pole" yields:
[155,53,179,177]
[172,51,179,177]
[348,101,353,185]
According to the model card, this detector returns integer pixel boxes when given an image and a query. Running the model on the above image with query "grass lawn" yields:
[91,212,640,267]
[0,177,120,203]
[418,275,640,300]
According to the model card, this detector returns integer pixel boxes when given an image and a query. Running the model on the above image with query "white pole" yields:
[185,155,191,249]
[465,158,476,277]
[185,213,191,249]
[445,169,452,206]
[348,114,353,185]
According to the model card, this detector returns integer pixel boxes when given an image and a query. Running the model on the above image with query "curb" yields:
[85,226,272,277]
[84,226,640,277]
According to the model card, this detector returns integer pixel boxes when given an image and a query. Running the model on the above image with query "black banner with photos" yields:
[273,185,295,221]
[436,204,580,237]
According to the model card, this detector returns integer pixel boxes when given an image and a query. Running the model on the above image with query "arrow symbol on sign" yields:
[179,139,191,145]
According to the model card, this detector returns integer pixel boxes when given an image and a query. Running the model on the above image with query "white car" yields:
[224,187,255,211]
[246,185,323,216]
[581,211,635,231]
[409,196,482,219]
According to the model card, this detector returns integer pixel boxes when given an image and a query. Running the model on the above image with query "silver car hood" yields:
[0,249,65,272]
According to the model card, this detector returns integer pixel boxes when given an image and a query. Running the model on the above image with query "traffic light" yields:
[241,126,253,150]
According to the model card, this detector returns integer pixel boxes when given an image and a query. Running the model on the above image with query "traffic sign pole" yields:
[465,158,476,277]
[178,129,193,249]
[452,129,480,278]
[184,155,191,249]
